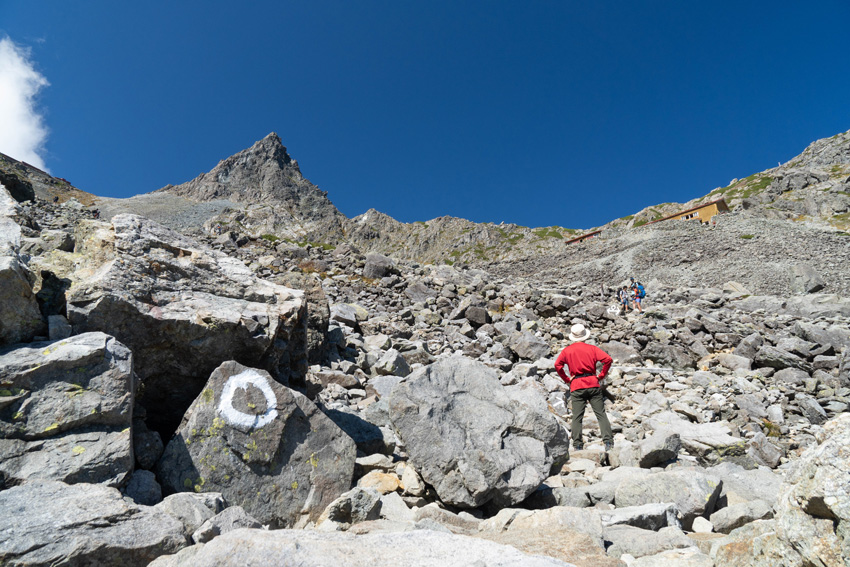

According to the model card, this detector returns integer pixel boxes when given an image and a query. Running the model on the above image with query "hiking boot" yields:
[572,443,584,451]
[604,441,614,452]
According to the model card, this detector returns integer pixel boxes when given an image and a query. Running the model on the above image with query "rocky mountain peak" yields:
[158,132,311,204]
[150,134,348,242]
[245,132,302,174]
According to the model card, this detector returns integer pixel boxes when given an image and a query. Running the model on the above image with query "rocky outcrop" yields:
[771,413,850,565]
[711,413,850,566]
[0,480,186,566]
[0,332,134,488]
[156,361,356,528]
[0,169,35,203]
[388,357,569,508]
[0,185,43,346]
[157,133,348,243]
[62,214,306,437]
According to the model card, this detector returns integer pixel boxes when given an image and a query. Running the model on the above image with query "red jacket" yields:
[554,341,613,391]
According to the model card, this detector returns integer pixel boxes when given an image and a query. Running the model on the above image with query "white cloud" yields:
[0,36,50,172]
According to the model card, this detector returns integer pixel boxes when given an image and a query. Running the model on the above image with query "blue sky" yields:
[2,2,849,230]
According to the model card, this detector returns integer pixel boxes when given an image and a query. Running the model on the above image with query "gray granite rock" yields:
[614,469,722,530]
[605,525,693,559]
[771,413,850,565]
[123,469,163,506]
[709,499,773,534]
[65,214,307,437]
[316,487,383,530]
[192,506,262,544]
[0,480,185,566]
[156,361,356,528]
[388,357,569,508]
[639,431,681,468]
[600,503,681,531]
[0,332,134,488]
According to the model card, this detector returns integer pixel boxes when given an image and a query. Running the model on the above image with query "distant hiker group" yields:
[617,277,646,314]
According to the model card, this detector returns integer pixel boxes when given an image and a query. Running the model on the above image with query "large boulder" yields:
[362,253,397,280]
[64,214,306,437]
[477,507,619,567]
[705,462,784,507]
[646,411,748,467]
[506,331,551,361]
[641,343,695,370]
[792,321,850,354]
[790,263,825,294]
[387,357,569,508]
[753,345,811,372]
[156,361,356,528]
[601,341,642,365]
[0,332,134,488]
[709,499,773,534]
[147,528,577,567]
[0,480,186,566]
[603,525,693,560]
[0,185,43,347]
[614,469,722,530]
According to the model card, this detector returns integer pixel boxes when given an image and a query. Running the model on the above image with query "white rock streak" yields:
[217,369,278,429]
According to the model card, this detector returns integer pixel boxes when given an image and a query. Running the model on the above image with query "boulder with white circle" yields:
[156,361,356,528]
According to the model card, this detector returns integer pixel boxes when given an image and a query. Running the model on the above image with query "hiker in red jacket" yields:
[554,323,614,452]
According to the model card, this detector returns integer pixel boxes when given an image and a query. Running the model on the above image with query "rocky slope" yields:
[487,210,850,297]
[1,127,850,566]
[603,129,850,232]
[2,177,850,565]
[7,128,847,271]
[0,151,95,205]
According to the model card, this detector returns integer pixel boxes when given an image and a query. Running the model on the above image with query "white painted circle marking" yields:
[217,369,279,429]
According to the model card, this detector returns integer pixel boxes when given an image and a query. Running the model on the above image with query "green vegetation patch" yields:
[260,234,280,243]
[762,419,781,438]
[721,174,774,201]
[297,241,336,251]
[532,227,563,239]
[496,227,524,245]
[747,176,773,191]
[739,234,755,239]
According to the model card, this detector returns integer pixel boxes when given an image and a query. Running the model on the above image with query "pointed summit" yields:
[160,133,315,204]
[244,132,302,175]
[156,133,348,242]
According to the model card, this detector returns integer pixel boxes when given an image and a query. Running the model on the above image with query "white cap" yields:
[568,323,591,342]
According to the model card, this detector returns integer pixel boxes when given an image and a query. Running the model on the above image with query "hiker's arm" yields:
[554,351,570,384]
[596,348,613,379]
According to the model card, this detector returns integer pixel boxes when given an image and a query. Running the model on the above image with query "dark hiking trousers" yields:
[570,387,613,447]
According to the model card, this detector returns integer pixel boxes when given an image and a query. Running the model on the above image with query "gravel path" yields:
[93,193,236,233]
